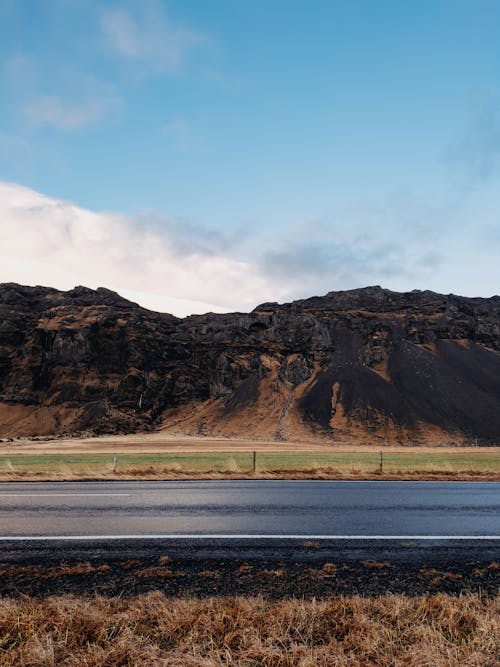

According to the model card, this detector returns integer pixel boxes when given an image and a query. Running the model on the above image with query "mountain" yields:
[1,283,500,444]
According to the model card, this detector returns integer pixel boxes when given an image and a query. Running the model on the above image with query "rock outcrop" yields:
[1,283,500,444]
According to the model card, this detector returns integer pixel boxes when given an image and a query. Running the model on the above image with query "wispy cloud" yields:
[2,49,121,132]
[100,0,207,76]
[0,132,32,177]
[445,97,500,183]
[23,89,120,131]
[160,118,206,152]
[259,239,443,299]
[0,131,31,155]
[2,52,38,89]
[255,191,463,301]
[131,209,243,257]
[1,4,211,140]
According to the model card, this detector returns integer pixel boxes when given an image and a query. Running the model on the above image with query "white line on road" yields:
[0,535,498,541]
[0,494,131,498]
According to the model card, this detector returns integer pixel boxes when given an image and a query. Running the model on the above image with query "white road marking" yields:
[0,494,131,498]
[0,534,498,541]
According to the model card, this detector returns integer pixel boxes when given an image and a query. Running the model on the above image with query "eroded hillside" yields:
[1,283,500,444]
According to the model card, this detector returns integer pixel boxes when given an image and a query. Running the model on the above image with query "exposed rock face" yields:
[1,283,500,444]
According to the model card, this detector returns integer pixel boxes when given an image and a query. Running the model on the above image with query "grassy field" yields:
[0,448,499,480]
[0,592,497,666]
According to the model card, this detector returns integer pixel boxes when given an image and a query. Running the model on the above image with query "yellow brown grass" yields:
[362,561,393,570]
[1,467,498,482]
[1,438,499,482]
[0,592,497,666]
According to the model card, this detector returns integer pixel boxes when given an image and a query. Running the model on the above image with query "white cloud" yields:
[0,181,498,317]
[100,1,206,75]
[0,181,272,316]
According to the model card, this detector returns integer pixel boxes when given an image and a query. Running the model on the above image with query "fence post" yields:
[379,450,383,473]
[252,451,256,473]
[113,455,118,473]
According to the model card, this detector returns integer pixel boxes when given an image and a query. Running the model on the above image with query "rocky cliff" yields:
[1,283,500,444]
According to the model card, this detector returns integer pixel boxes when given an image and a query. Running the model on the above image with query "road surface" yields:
[0,480,498,564]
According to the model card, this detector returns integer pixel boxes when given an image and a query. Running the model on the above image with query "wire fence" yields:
[0,449,498,475]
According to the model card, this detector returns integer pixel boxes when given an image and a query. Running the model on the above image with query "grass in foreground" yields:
[0,449,499,480]
[0,592,498,666]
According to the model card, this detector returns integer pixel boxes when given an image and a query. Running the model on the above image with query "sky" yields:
[1,0,500,316]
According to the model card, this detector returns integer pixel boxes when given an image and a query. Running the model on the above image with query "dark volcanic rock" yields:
[0,283,499,443]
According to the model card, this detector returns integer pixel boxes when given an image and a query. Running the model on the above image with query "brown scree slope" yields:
[1,283,500,444]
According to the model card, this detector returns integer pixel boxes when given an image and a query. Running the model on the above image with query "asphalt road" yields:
[0,480,499,564]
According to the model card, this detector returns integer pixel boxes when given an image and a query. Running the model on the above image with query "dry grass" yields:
[0,593,497,666]
[0,436,499,481]
[0,469,497,482]
[302,541,321,549]
[418,568,467,589]
[2,432,498,454]
[0,438,499,481]
[0,562,112,581]
[236,564,253,577]
[362,561,393,570]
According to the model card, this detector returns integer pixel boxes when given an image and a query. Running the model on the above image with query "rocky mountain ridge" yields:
[1,283,500,444]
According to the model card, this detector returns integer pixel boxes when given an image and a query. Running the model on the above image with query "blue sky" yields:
[1,0,500,314]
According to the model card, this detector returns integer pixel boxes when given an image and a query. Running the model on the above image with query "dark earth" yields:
[1,555,498,599]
